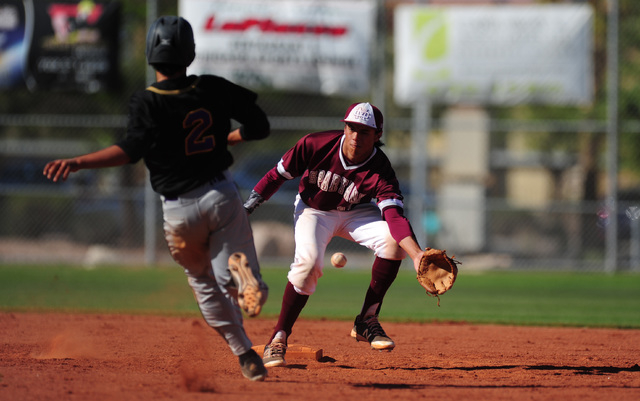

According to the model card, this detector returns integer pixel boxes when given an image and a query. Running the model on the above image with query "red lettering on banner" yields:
[204,16,215,31]
[202,16,347,36]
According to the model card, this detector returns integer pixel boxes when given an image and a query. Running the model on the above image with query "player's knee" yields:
[164,227,208,275]
[287,259,322,295]
[374,236,406,260]
[288,275,318,295]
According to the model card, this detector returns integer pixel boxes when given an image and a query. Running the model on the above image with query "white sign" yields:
[394,5,594,106]
[180,0,376,95]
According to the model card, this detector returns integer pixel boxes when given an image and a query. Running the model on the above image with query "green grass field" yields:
[1,264,639,329]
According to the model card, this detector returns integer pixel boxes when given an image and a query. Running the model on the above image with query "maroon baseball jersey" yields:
[254,130,405,213]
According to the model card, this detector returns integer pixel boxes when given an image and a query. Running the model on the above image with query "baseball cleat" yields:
[263,340,287,367]
[228,252,267,317]
[239,349,268,381]
[350,314,395,351]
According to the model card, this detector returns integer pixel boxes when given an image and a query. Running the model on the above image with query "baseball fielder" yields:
[244,102,427,367]
[43,16,269,381]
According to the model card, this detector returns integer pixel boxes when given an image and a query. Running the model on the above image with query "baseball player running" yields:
[43,16,270,381]
[243,102,426,367]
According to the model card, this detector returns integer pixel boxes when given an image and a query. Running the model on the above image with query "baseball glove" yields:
[417,247,460,305]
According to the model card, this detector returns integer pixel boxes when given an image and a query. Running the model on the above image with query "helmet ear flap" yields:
[182,32,196,66]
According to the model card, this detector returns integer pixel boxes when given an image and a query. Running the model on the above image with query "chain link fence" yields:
[1,0,639,272]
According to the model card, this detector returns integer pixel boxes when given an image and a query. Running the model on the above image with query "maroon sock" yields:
[359,257,401,317]
[270,281,309,343]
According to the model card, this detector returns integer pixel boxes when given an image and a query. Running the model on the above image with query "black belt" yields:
[163,172,226,201]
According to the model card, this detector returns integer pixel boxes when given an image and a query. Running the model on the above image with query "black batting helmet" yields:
[145,16,195,67]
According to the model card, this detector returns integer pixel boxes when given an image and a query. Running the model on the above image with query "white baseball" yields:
[331,252,347,268]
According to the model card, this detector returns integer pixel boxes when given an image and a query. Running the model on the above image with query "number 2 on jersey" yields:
[184,108,215,155]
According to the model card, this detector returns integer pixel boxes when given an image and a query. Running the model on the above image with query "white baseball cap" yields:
[342,102,383,131]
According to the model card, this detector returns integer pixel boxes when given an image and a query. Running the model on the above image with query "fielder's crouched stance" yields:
[244,102,456,368]
[43,16,270,382]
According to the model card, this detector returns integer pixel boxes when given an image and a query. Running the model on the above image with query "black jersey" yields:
[117,74,270,198]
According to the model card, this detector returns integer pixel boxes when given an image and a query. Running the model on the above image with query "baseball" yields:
[330,252,347,268]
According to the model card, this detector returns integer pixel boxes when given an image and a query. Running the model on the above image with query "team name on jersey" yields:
[308,169,366,205]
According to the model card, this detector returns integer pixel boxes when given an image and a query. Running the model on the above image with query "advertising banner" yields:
[0,0,120,93]
[180,0,376,95]
[394,5,594,106]
[0,0,27,89]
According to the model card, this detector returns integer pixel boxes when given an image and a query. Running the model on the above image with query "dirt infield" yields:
[1,312,639,401]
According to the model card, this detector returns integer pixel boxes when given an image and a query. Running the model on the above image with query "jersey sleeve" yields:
[254,166,288,200]
[374,157,414,244]
[218,78,270,141]
[374,160,405,213]
[253,134,313,199]
[116,91,155,164]
[276,138,310,179]
[382,206,416,245]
